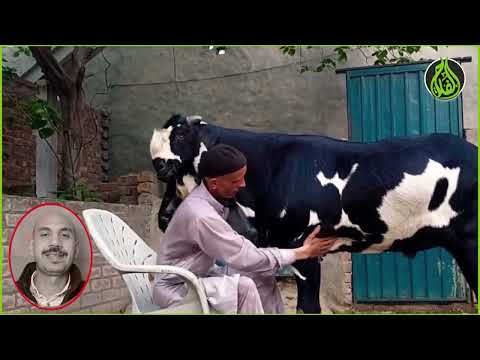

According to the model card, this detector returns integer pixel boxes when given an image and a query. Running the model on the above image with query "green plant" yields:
[280,45,440,73]
[28,99,62,139]
[52,181,103,202]
[5,46,104,199]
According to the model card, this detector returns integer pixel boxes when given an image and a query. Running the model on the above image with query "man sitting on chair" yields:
[153,144,336,314]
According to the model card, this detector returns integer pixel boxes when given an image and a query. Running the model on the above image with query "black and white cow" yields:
[150,114,478,313]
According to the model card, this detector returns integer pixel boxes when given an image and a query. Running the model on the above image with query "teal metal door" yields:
[343,62,469,302]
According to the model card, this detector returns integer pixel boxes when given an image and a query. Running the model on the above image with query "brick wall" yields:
[96,170,164,205]
[2,78,38,196]
[2,194,160,313]
[2,77,110,197]
[68,107,111,186]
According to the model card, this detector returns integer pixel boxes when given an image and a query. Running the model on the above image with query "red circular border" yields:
[8,202,94,312]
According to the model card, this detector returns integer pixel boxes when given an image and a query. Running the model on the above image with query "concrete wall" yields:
[83,46,478,179]
[2,194,162,313]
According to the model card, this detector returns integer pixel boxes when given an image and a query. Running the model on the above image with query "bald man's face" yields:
[32,212,78,276]
[207,165,247,199]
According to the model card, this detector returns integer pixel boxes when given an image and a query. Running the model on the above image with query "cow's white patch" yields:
[237,202,255,218]
[316,163,362,232]
[289,266,307,280]
[200,121,208,125]
[308,210,320,226]
[363,159,460,253]
[150,127,182,162]
[176,175,198,200]
[193,142,208,173]
[329,238,353,252]
[279,208,287,218]
[316,163,358,194]
[334,209,363,233]
[294,232,304,242]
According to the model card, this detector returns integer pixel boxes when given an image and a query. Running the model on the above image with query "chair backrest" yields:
[82,208,160,313]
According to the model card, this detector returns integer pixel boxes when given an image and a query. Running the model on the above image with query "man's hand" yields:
[294,226,337,261]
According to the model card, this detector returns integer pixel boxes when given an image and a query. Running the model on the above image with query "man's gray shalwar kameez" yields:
[153,181,297,314]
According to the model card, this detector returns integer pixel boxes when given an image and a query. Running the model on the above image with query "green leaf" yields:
[431,46,438,51]
[31,117,47,130]
[39,127,55,139]
[335,48,348,63]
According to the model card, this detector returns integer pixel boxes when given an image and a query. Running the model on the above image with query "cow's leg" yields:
[157,180,179,232]
[448,218,478,297]
[452,236,478,297]
[446,190,478,298]
[293,258,321,313]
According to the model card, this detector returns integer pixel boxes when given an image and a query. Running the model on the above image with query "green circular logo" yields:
[424,57,465,101]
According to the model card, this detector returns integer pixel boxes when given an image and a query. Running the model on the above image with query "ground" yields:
[276,277,477,314]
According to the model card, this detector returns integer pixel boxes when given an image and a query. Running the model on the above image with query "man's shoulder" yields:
[17,262,36,284]
[177,193,213,215]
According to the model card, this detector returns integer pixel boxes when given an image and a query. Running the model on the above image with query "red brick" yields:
[5,213,23,228]
[120,196,137,204]
[137,182,159,196]
[102,265,118,277]
[3,277,16,294]
[80,292,102,308]
[91,266,102,279]
[111,276,126,288]
[138,172,155,183]
[3,294,16,311]
[102,288,122,302]
[91,278,112,292]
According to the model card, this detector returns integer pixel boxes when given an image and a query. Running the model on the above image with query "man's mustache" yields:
[42,245,68,257]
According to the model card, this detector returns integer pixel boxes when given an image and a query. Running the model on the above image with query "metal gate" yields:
[337,58,471,302]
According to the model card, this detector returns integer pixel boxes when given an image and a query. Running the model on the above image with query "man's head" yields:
[198,144,247,199]
[30,210,79,277]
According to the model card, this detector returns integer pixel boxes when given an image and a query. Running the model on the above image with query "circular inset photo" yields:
[8,203,93,311]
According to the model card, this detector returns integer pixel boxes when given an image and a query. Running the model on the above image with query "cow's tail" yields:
[289,265,307,281]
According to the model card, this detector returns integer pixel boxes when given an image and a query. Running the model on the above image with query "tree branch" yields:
[71,47,91,80]
[43,136,64,167]
[357,47,371,64]
[29,47,70,94]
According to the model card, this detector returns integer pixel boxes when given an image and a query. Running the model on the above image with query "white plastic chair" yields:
[82,208,210,314]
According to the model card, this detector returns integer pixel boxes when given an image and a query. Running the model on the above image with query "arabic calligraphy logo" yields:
[425,57,465,101]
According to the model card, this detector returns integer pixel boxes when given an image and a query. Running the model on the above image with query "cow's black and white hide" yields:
[150,114,478,313]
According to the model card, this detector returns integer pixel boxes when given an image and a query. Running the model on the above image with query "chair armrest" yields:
[118,264,210,314]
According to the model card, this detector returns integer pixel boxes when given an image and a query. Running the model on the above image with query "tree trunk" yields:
[29,46,95,195]
[59,86,83,191]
